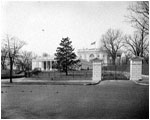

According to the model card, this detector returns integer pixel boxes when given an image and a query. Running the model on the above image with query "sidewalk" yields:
[131,76,149,85]
[1,75,148,86]
[1,77,100,85]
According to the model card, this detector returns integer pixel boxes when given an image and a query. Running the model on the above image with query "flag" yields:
[91,41,96,45]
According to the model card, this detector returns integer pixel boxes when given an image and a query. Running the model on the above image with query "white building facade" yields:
[32,56,55,71]
[32,40,127,71]
[77,39,126,65]
[77,48,109,64]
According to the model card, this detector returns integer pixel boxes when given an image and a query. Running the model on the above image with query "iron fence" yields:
[102,64,130,80]
[31,70,92,81]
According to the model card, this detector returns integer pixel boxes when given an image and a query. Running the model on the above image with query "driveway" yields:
[1,80,149,119]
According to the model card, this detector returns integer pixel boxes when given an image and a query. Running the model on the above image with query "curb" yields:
[1,79,101,86]
[1,77,102,86]
[131,80,149,86]
[142,75,149,78]
[85,80,101,85]
[1,81,100,86]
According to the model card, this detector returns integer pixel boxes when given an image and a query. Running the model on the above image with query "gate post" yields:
[92,58,102,82]
[130,57,143,81]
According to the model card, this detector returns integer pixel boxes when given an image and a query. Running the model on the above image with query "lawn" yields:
[1,80,149,119]
[28,65,130,81]
[1,70,25,79]
[27,70,129,81]
[2,63,148,81]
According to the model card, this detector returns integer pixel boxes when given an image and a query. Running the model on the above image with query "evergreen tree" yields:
[55,37,80,75]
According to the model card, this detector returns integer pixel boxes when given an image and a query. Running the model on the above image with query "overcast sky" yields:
[2,1,135,56]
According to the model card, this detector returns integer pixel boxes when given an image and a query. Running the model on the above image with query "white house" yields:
[32,40,127,71]
[77,40,126,65]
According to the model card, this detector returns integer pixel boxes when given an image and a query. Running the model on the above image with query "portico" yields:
[32,56,55,71]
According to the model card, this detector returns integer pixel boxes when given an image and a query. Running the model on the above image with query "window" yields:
[89,54,94,58]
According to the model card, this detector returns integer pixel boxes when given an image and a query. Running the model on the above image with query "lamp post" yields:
[7,37,13,83]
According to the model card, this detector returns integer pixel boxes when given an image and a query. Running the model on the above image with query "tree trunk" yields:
[65,70,68,76]
[112,58,116,65]
[10,57,13,83]
[2,64,5,70]
[65,66,68,76]
[141,31,144,57]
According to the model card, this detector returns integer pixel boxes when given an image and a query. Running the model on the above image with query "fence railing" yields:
[28,63,148,81]
[142,64,149,75]
[102,64,130,80]
[31,70,92,81]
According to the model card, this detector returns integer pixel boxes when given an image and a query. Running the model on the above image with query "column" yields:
[50,61,52,71]
[42,61,44,71]
[32,61,35,70]
[39,61,42,70]
[37,61,39,67]
[46,61,48,71]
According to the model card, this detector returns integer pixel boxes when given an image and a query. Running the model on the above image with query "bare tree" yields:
[1,46,8,70]
[127,1,149,35]
[125,1,149,62]
[16,51,33,73]
[124,31,149,60]
[2,34,26,83]
[101,29,123,65]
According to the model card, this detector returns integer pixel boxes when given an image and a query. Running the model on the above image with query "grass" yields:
[1,70,25,79]
[30,70,92,81]
[24,68,130,81]
[1,63,148,81]
[29,65,130,81]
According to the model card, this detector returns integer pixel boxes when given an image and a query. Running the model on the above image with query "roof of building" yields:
[32,55,55,62]
[77,47,107,53]
[92,58,103,62]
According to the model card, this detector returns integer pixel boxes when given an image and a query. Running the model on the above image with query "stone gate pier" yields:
[92,58,102,82]
[92,56,143,82]
[130,57,143,81]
